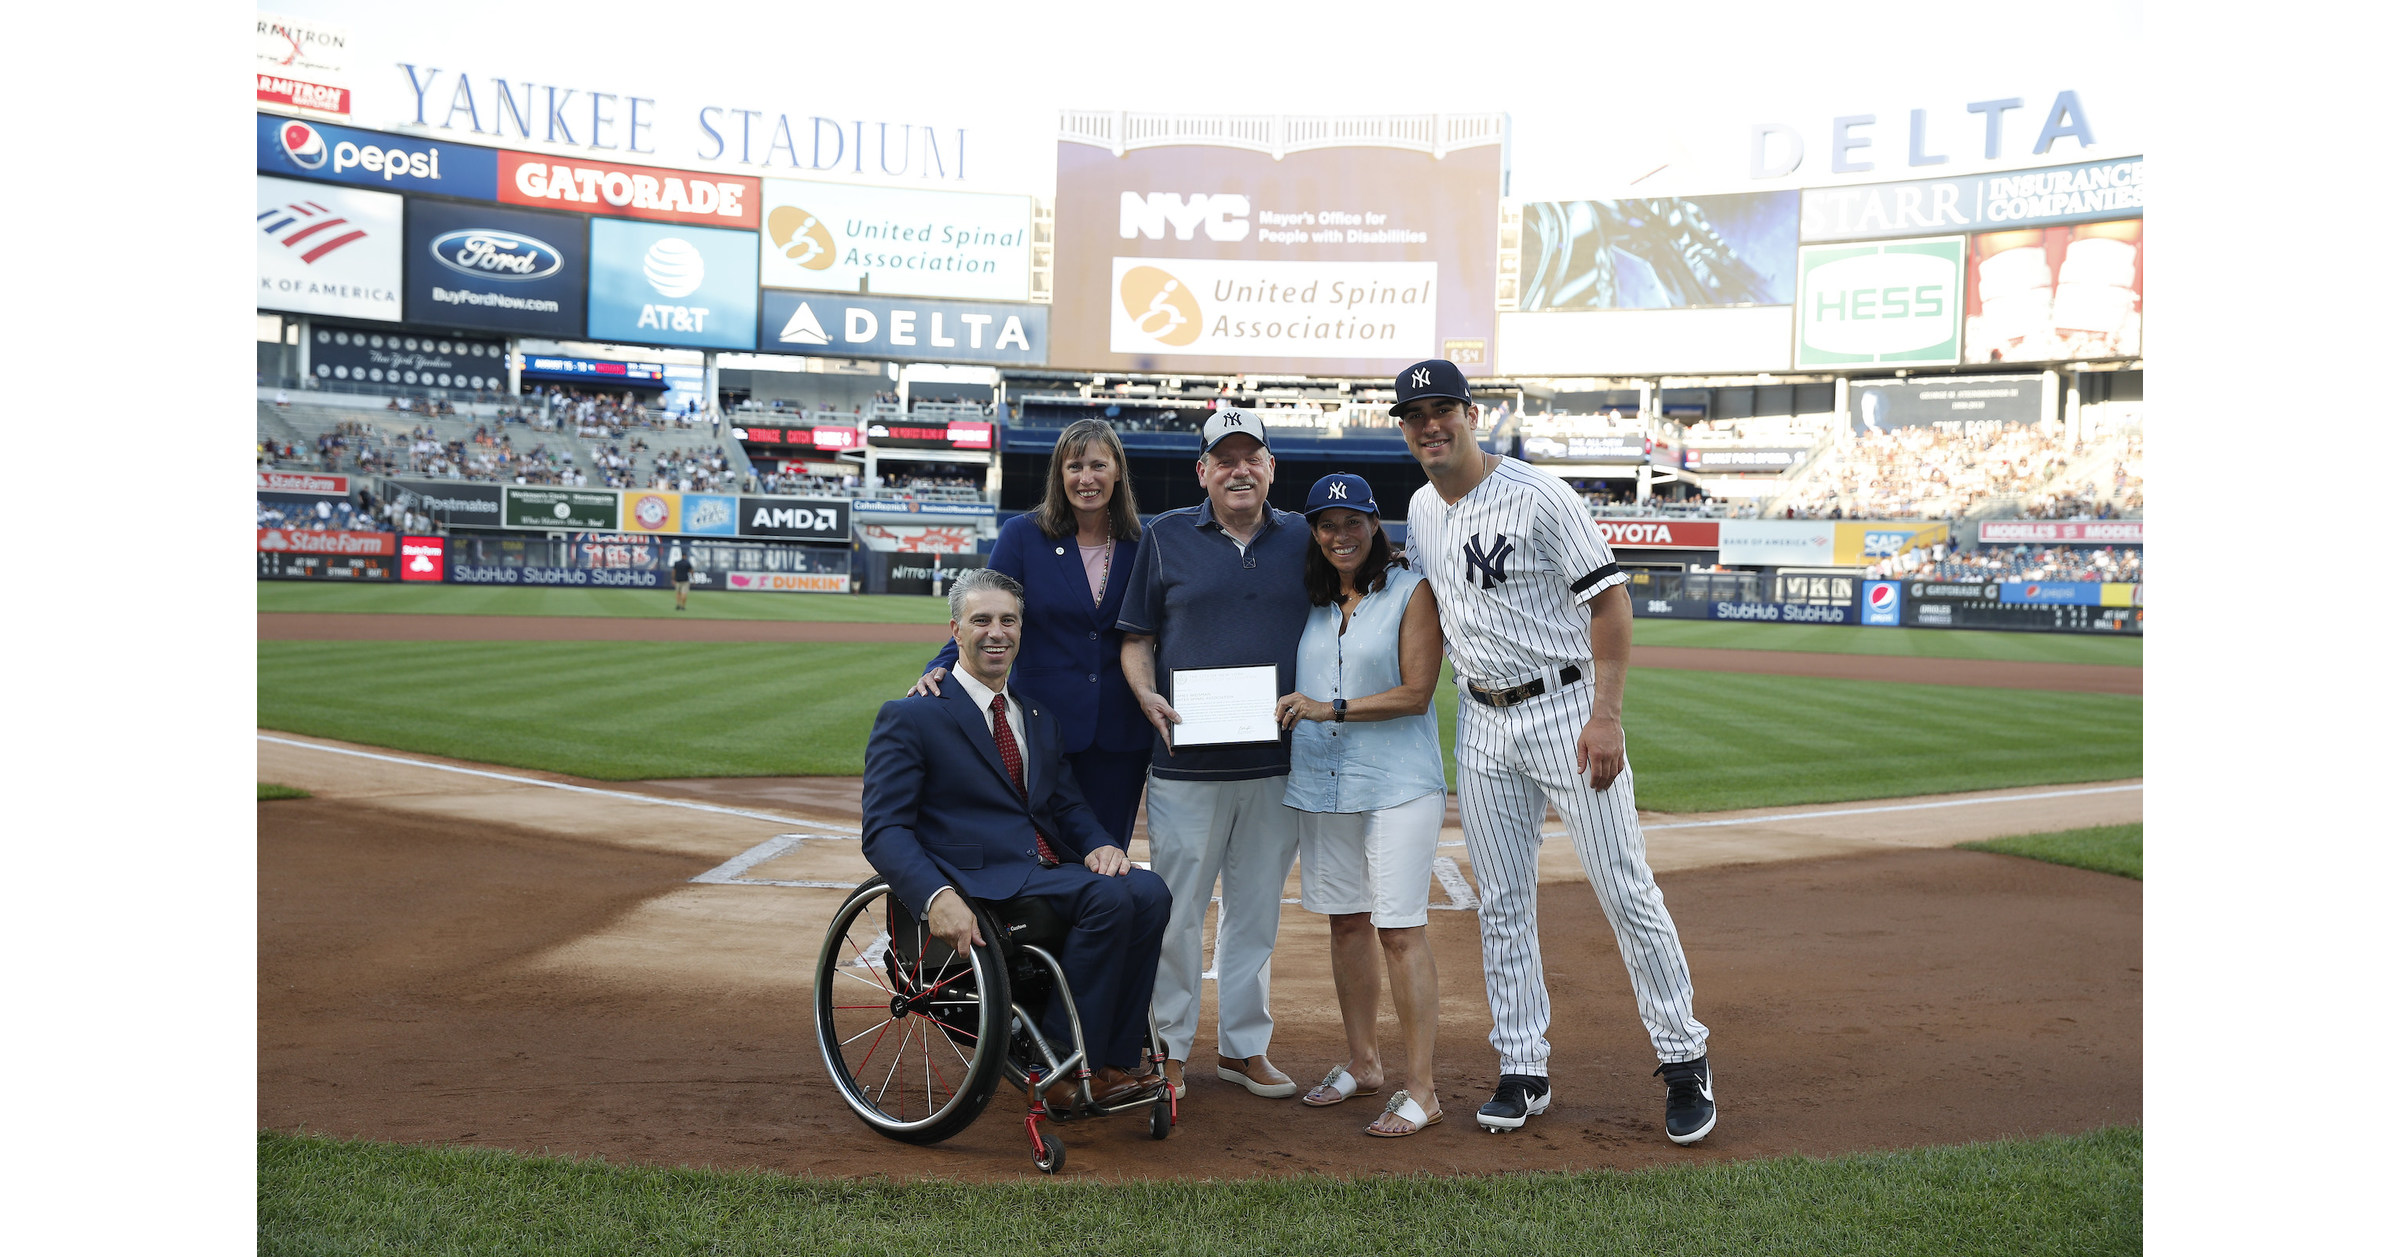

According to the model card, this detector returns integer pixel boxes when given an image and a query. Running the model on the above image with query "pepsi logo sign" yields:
[281,121,327,170]
[431,229,564,282]
[1868,584,1898,611]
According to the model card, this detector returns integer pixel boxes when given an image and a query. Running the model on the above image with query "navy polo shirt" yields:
[1116,500,1314,782]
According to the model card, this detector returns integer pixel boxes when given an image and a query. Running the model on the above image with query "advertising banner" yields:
[758,290,1047,366]
[856,524,981,554]
[258,175,402,321]
[1977,520,2144,545]
[503,487,620,529]
[735,424,862,450]
[866,420,994,451]
[1595,519,1720,549]
[256,12,350,113]
[1051,139,1503,375]
[1628,596,1712,620]
[449,564,664,588]
[1904,580,2142,634]
[680,494,739,536]
[399,535,445,581]
[1717,519,1835,566]
[621,490,681,533]
[1771,573,1860,605]
[257,471,349,495]
[1800,157,2144,244]
[520,356,667,385]
[1521,434,1650,465]
[500,152,760,229]
[1793,236,1964,367]
[1964,219,2142,363]
[759,179,1031,301]
[382,479,503,527]
[310,326,509,391]
[1519,192,1798,311]
[725,571,852,593]
[1835,522,1949,566]
[1999,581,2103,606]
[256,114,498,199]
[1682,447,1812,472]
[257,528,393,555]
[587,217,759,350]
[1851,375,2047,429]
[1861,580,1903,626]
[403,199,589,336]
[259,552,393,581]
[736,496,850,541]
[1708,600,1859,625]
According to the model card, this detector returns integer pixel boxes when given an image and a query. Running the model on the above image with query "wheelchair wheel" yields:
[814,878,1011,1145]
[1148,1096,1173,1141]
[1033,1132,1065,1175]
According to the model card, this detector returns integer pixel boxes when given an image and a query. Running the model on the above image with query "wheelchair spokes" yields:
[815,879,1011,1143]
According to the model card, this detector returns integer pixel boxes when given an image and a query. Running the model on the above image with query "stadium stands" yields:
[1771,422,2143,522]
[1918,544,2143,583]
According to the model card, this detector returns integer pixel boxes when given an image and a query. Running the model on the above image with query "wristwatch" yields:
[1332,699,1348,723]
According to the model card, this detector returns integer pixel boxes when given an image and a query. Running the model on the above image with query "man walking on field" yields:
[1391,358,1716,1145]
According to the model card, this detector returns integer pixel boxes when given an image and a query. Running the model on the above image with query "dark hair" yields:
[1035,419,1142,541]
[1302,513,1394,607]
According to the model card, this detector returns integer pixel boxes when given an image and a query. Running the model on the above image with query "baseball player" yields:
[1390,358,1715,1145]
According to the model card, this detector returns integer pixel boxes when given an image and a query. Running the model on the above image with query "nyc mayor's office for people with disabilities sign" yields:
[1793,236,1964,367]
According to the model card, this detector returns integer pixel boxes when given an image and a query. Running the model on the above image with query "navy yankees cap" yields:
[1201,407,1270,454]
[1303,473,1379,518]
[1389,358,1473,416]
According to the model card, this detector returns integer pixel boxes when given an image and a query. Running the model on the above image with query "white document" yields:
[1169,665,1281,748]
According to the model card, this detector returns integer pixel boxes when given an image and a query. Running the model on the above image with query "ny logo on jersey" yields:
[1409,367,1431,388]
[1463,533,1514,589]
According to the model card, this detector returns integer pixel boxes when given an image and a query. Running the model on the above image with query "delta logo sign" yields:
[256,113,499,198]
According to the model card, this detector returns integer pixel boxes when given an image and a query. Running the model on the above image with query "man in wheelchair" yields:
[860,567,1173,1109]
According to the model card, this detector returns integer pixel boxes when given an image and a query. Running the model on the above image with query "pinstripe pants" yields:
[1456,682,1708,1072]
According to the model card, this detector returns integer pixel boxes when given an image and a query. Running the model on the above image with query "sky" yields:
[267,0,2144,199]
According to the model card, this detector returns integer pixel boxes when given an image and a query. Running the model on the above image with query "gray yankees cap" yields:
[1201,407,1270,454]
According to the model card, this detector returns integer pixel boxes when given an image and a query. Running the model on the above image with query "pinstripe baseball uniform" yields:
[1407,455,1708,1073]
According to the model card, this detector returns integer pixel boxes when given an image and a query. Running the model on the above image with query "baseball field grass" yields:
[258,1126,2140,1256]
[1963,823,2143,879]
[254,582,2143,666]
[255,641,2141,810]
[257,782,311,801]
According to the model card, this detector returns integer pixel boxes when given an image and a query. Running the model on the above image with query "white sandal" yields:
[1301,1066,1380,1108]
[1365,1089,1442,1137]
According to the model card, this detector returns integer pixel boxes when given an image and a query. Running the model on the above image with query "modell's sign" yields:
[258,528,394,555]
[1977,520,2144,545]
[500,152,761,229]
[1595,519,1721,549]
[258,471,349,494]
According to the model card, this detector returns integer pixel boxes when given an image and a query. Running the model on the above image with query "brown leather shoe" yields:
[1215,1054,1298,1098]
[1046,1066,1162,1109]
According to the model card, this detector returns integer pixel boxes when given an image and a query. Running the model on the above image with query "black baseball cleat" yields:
[1476,1073,1551,1132]
[1655,1057,1717,1145]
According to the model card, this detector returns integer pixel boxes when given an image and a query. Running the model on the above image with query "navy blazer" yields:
[860,674,1118,914]
[926,513,1149,755]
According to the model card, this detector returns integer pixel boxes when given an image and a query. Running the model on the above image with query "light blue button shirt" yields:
[1282,566,1448,814]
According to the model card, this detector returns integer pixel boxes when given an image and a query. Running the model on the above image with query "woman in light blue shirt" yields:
[1272,474,1448,1137]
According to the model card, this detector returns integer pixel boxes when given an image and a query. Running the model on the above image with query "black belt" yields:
[1466,665,1581,708]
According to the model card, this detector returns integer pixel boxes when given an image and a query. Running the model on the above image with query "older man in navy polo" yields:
[1118,409,1314,1102]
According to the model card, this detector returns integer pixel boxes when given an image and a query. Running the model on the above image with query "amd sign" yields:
[736,496,850,541]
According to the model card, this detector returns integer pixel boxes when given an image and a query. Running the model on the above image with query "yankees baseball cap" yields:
[1389,358,1473,416]
[1201,407,1270,455]
[1303,473,1379,518]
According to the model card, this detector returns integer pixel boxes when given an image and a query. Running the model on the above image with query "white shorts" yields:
[1296,791,1446,929]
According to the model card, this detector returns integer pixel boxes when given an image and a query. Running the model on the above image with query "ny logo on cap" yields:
[1224,414,1245,427]
[1410,368,1431,388]
[1328,482,1348,500]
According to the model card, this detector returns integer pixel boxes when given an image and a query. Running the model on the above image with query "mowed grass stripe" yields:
[1625,618,2142,666]
[257,642,2140,811]
[259,1127,2139,1257]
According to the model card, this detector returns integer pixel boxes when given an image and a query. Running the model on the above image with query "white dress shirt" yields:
[926,667,1025,916]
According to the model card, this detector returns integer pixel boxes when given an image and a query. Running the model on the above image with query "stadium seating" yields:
[1769,422,2143,522]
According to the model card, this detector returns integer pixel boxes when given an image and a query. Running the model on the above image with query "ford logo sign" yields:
[431,229,563,282]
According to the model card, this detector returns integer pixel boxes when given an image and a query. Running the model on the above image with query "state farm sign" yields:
[1977,520,2144,545]
[500,152,760,229]
[257,528,394,555]
[1596,519,1721,549]
[258,471,350,495]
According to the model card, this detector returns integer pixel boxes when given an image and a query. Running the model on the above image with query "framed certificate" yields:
[1168,665,1281,748]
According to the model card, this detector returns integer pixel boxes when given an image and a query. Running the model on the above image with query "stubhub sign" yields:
[587,217,758,350]
[757,290,1046,366]
[256,112,498,199]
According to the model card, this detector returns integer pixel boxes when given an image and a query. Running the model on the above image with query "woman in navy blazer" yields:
[914,418,1153,844]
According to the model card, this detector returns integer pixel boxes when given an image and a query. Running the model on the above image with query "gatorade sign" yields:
[400,535,446,581]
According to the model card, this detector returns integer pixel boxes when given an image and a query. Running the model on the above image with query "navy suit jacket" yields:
[860,674,1118,914]
[925,513,1149,755]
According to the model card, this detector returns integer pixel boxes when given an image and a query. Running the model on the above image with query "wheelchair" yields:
[813,875,1175,1174]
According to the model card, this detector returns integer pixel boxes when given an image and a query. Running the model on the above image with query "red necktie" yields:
[990,693,1062,866]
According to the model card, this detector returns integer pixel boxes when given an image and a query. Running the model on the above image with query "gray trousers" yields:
[1143,773,1304,1062]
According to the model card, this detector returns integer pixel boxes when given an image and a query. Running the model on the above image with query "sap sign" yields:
[587,217,758,350]
[403,199,588,336]
[758,291,1047,366]
[256,113,498,199]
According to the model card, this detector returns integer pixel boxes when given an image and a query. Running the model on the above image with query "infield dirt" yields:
[258,733,2140,1180]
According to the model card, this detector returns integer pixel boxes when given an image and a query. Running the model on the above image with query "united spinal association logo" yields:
[258,197,367,264]
[767,205,836,271]
[1118,265,1202,347]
